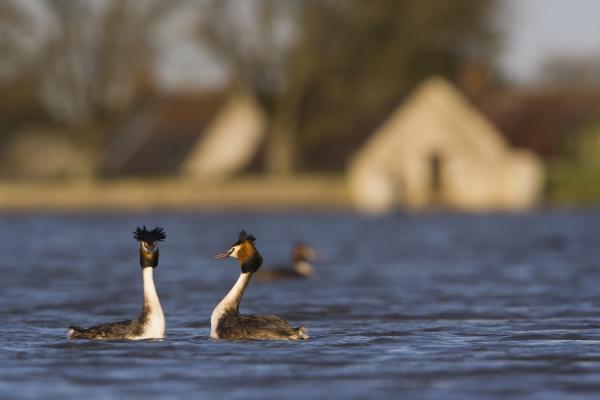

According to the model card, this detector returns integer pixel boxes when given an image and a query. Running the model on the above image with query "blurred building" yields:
[348,77,544,212]
[181,91,266,180]
[98,90,265,180]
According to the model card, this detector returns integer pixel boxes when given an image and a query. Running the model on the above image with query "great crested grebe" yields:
[211,231,309,340]
[254,243,318,282]
[68,226,167,340]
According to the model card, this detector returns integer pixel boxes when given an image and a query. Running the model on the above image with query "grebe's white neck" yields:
[210,272,252,338]
[143,268,161,308]
[140,267,165,338]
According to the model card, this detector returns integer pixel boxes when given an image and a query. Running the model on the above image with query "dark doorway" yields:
[429,153,443,203]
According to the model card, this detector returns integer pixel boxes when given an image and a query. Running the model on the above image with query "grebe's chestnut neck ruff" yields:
[68,225,167,340]
[211,230,308,340]
[214,230,263,273]
[134,226,166,268]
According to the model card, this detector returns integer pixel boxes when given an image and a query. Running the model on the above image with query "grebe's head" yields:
[292,243,317,277]
[133,226,166,268]
[214,230,263,273]
[292,243,318,263]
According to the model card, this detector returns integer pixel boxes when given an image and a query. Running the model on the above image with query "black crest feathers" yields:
[236,230,256,244]
[133,226,166,243]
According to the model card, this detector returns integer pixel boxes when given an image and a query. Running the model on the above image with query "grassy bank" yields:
[2,169,600,212]
[546,162,600,206]
[0,175,351,212]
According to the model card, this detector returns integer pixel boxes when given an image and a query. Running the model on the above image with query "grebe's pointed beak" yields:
[214,249,233,259]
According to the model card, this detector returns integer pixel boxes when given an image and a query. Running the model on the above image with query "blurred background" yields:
[1,0,600,212]
[4,3,600,399]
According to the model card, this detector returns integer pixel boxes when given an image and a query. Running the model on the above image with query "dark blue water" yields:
[1,211,600,399]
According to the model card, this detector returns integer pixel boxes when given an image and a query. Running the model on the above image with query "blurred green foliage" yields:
[547,121,600,204]
[547,162,600,205]
[564,122,600,167]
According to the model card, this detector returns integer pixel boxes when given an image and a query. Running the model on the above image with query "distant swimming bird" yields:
[210,231,309,340]
[254,243,318,282]
[68,226,167,340]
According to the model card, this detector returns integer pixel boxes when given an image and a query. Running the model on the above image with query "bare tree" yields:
[0,1,28,75]
[36,0,181,128]
[197,0,300,175]
[0,1,47,142]
[196,0,501,173]
[0,0,184,148]
[288,0,502,170]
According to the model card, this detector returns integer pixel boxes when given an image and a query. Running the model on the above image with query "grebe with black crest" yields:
[68,226,167,340]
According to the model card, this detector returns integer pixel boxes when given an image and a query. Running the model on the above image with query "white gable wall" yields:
[182,92,266,180]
